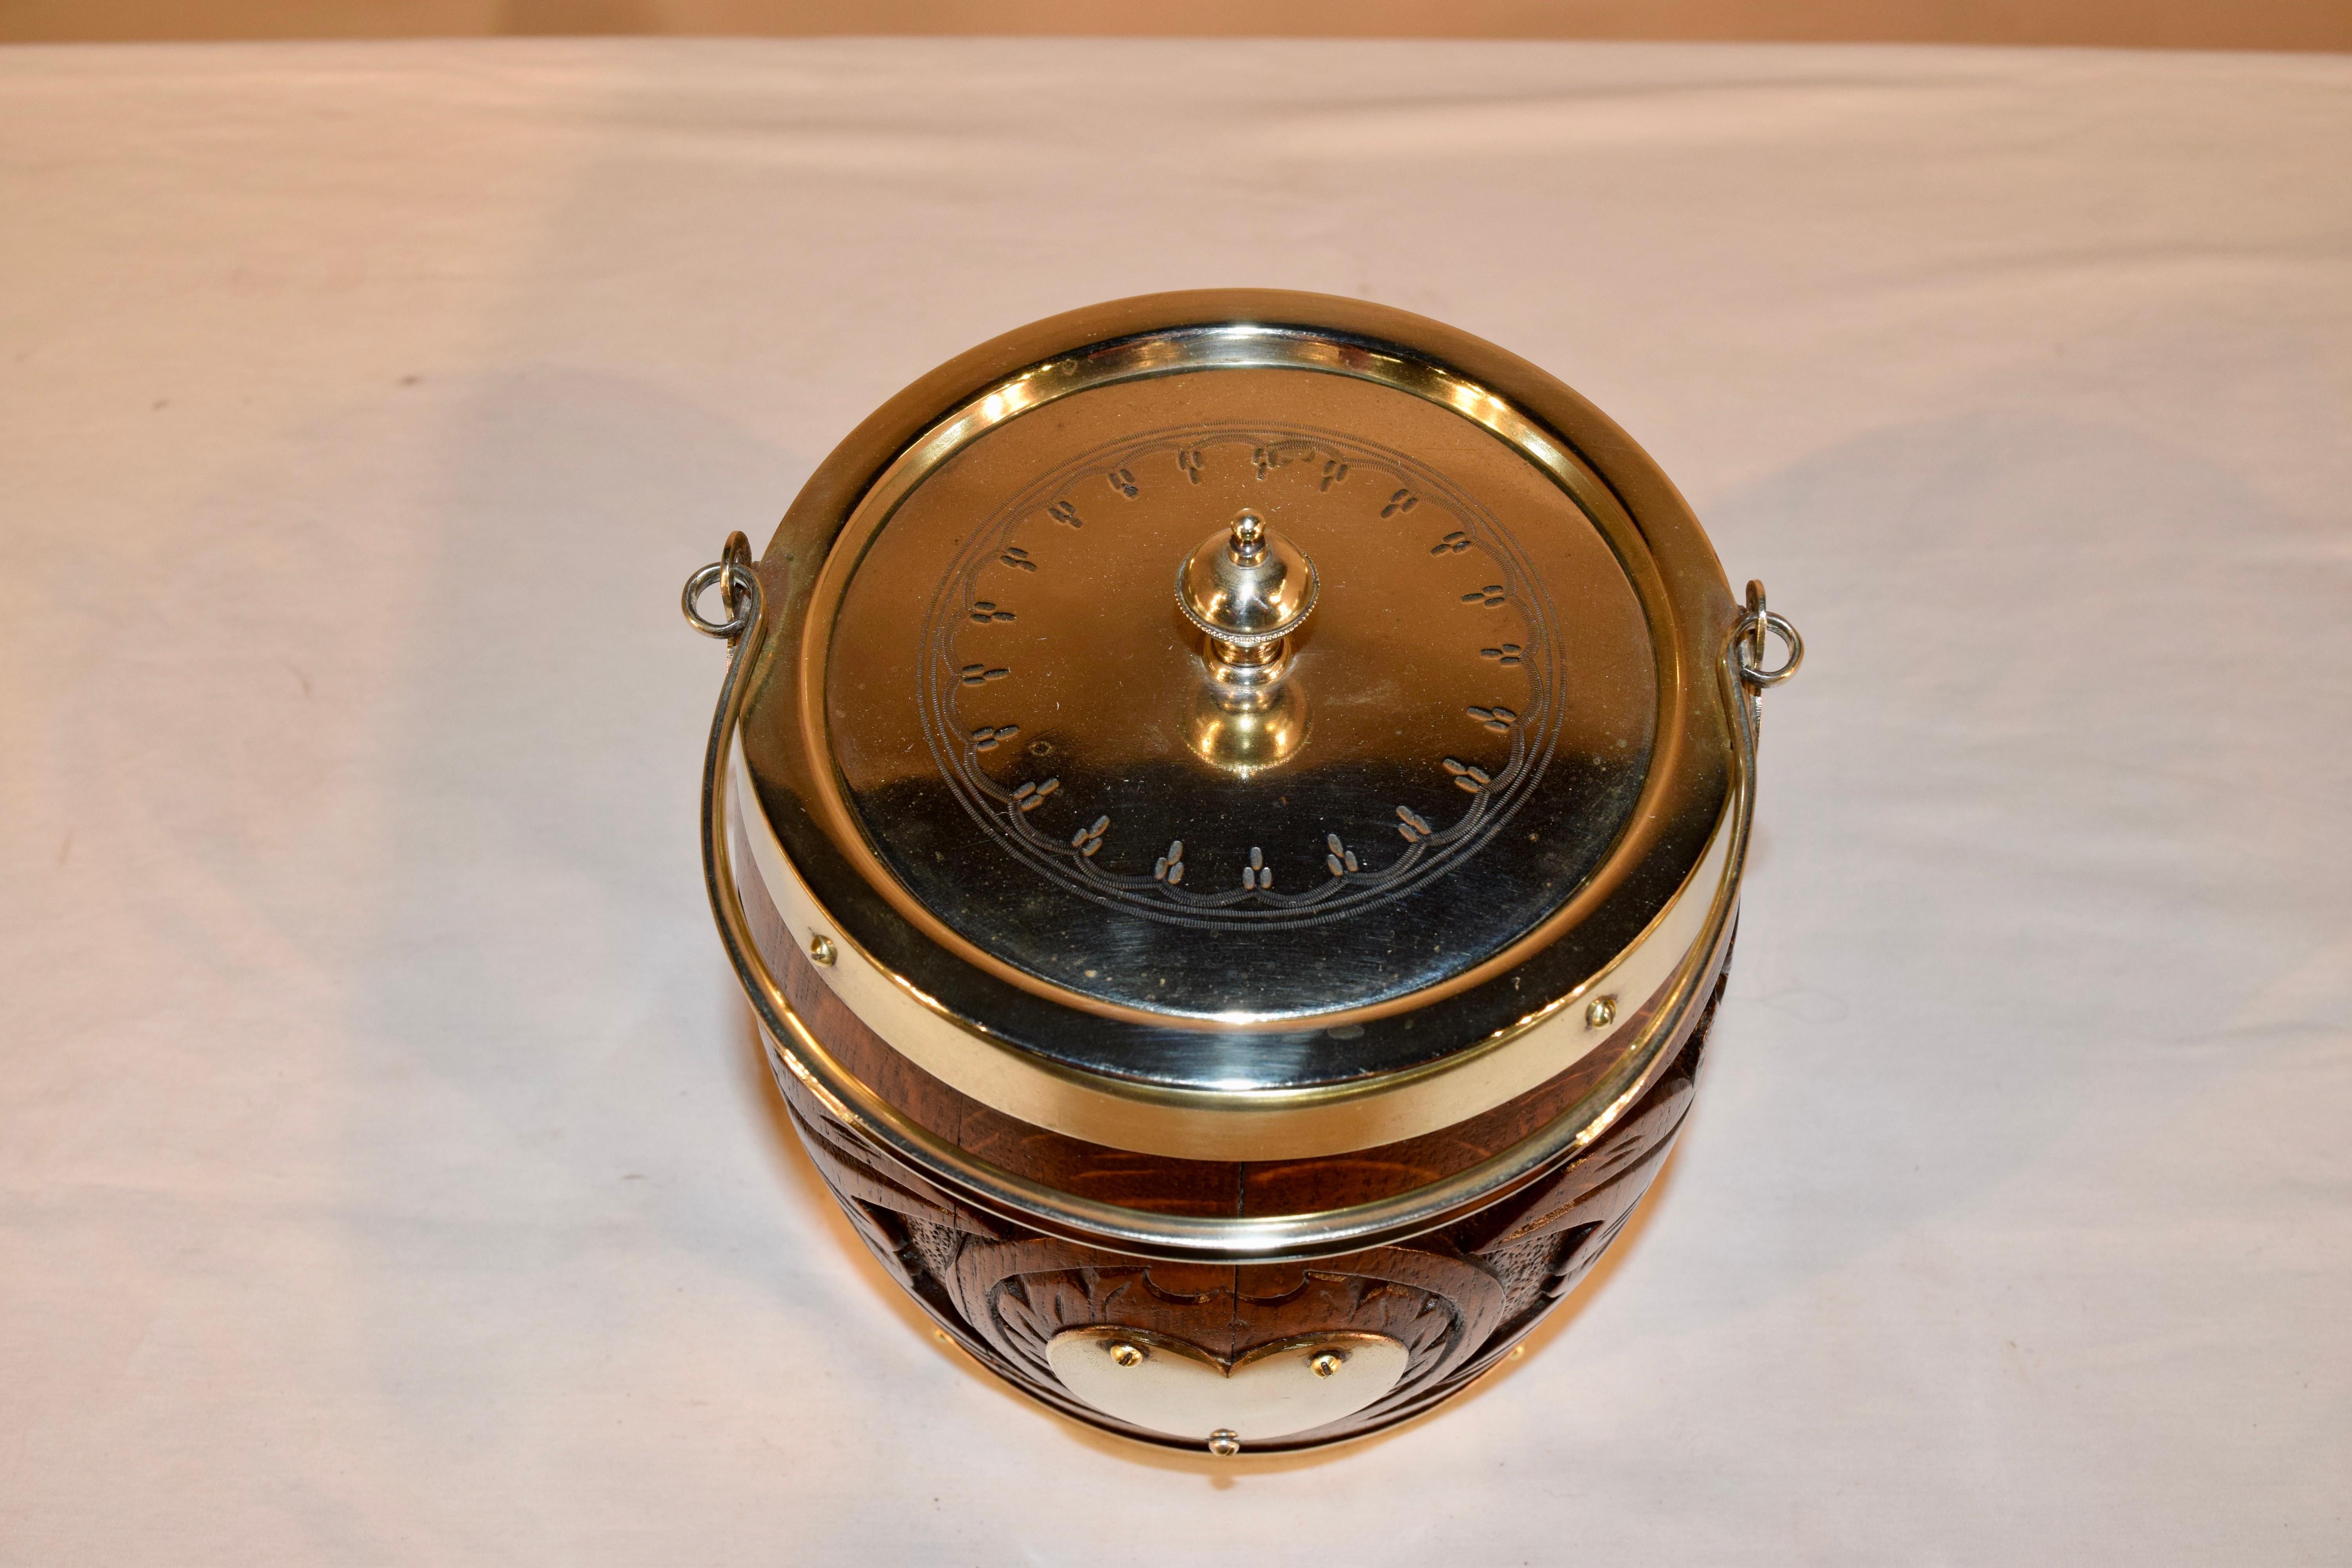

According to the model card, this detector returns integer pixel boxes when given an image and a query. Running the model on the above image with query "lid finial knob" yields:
[1176,510,1319,774]
[1229,511,1267,563]
[1176,509,1319,665]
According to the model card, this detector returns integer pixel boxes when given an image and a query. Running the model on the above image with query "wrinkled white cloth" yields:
[2,36,2347,1565]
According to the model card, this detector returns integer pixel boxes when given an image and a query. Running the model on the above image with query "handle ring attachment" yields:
[1736,579,1804,690]
[682,531,758,642]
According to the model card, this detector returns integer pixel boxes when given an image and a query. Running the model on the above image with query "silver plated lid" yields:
[731,291,1753,1160]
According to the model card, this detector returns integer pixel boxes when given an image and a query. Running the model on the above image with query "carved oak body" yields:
[741,820,1723,1451]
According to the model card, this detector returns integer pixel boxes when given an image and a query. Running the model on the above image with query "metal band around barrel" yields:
[696,560,1767,1264]
[743,738,1740,1166]
[734,748,1733,1161]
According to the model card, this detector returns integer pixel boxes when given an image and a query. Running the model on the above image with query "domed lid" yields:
[735,291,1747,1160]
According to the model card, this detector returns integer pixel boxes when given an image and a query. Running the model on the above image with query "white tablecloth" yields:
[3,36,2347,1564]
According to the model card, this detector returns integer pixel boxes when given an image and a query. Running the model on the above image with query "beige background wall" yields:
[4,0,2348,50]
